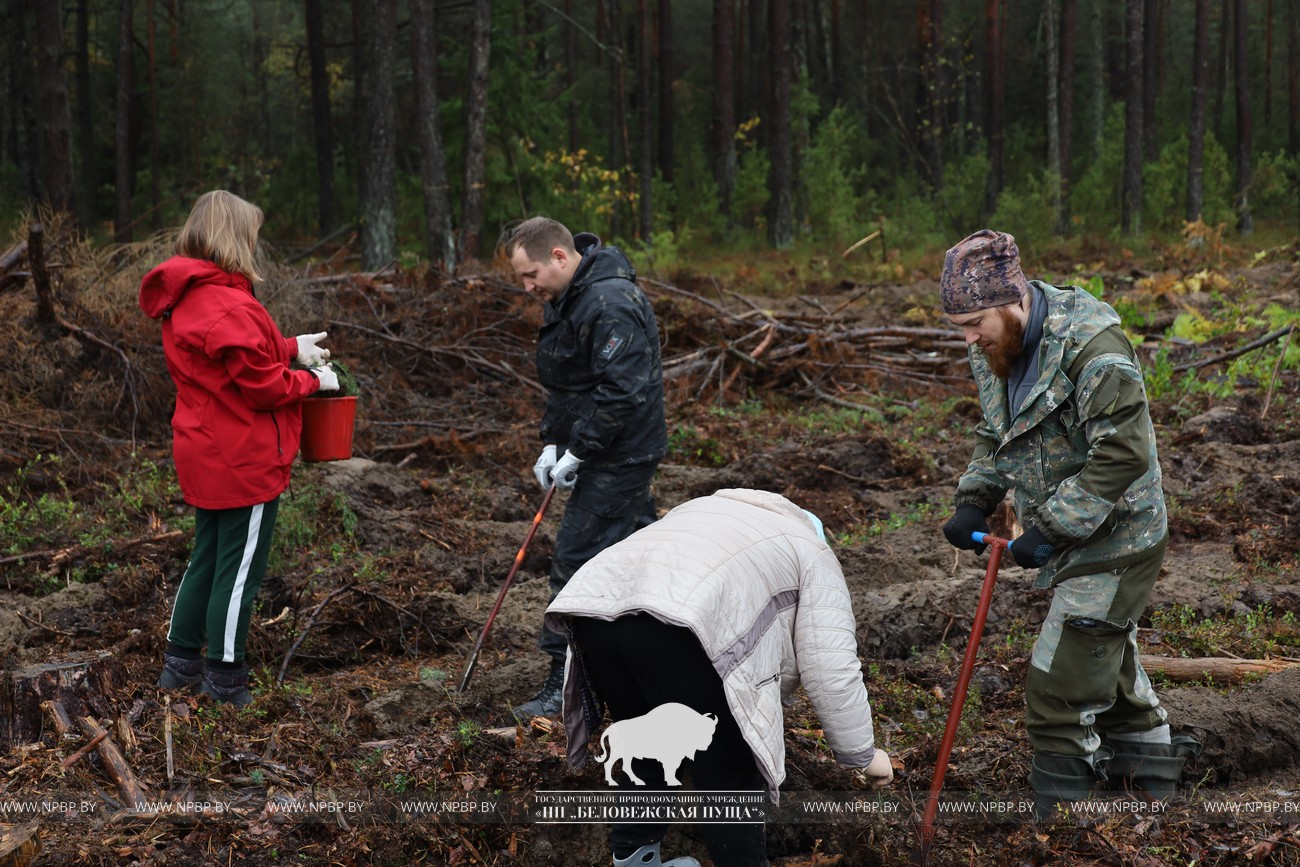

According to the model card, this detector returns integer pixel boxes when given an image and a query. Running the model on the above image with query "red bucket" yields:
[300,396,358,462]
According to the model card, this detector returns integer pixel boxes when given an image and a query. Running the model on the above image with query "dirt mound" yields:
[1163,667,1300,782]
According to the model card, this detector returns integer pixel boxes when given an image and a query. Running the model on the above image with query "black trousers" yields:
[539,462,658,662]
[572,614,768,867]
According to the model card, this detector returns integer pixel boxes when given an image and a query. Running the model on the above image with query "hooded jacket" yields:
[545,489,878,800]
[537,233,667,467]
[139,256,320,509]
[955,282,1168,587]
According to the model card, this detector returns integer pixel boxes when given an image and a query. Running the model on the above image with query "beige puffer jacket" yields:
[545,488,877,799]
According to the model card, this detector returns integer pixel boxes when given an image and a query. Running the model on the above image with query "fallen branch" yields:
[326,319,543,393]
[287,223,355,264]
[61,729,109,768]
[1139,654,1298,683]
[15,610,74,637]
[277,584,356,686]
[841,228,882,258]
[76,715,145,808]
[1174,324,1296,372]
[164,705,174,781]
[0,530,182,570]
[1261,324,1294,420]
[54,314,142,446]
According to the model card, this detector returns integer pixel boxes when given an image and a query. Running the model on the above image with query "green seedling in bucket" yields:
[305,360,360,397]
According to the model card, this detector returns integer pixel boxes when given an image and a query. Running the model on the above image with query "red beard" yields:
[982,307,1026,380]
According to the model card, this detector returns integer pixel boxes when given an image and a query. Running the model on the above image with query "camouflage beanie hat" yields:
[940,229,1030,314]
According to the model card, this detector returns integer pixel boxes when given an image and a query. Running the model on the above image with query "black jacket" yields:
[537,233,667,467]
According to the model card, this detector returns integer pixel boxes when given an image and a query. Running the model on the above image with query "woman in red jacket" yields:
[139,190,338,706]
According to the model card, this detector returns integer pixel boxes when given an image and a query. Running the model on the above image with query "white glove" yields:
[311,365,340,392]
[553,450,583,490]
[533,445,558,489]
[861,748,894,789]
[295,332,331,367]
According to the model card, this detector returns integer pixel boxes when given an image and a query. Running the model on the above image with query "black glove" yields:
[1011,524,1055,569]
[942,504,991,554]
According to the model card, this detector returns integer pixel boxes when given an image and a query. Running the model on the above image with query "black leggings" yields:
[572,614,768,867]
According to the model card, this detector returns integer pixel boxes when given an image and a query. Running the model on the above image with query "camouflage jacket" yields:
[954,282,1167,587]
[537,233,667,467]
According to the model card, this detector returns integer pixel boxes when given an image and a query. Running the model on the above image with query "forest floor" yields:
[2,224,1300,865]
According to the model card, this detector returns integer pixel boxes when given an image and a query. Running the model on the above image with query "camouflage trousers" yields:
[539,462,658,662]
[1025,540,1169,756]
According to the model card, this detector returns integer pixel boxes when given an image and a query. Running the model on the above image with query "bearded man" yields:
[939,230,1198,818]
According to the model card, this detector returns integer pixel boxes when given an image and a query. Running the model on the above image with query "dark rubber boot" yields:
[157,653,204,690]
[1107,735,1202,800]
[1029,751,1107,822]
[198,663,254,708]
[512,659,564,720]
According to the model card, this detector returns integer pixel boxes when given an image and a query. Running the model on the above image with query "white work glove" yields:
[533,445,558,489]
[295,332,331,367]
[310,364,340,392]
[860,748,894,789]
[553,450,583,490]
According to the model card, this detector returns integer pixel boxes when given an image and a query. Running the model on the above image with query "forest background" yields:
[3,0,1300,272]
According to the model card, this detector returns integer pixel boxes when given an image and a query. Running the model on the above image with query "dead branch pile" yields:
[0,215,981,478]
[638,277,970,407]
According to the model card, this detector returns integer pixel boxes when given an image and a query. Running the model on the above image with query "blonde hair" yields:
[176,190,265,282]
[503,216,574,263]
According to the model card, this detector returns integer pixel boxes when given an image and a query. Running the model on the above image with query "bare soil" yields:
[2,237,1300,865]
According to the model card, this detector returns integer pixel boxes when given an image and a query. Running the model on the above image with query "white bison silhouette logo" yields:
[595,702,719,786]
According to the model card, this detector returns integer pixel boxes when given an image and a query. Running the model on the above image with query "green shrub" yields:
[940,152,993,233]
[1070,106,1125,235]
[1141,134,1234,232]
[799,106,863,243]
[1251,149,1300,221]
[732,119,771,232]
[989,170,1057,248]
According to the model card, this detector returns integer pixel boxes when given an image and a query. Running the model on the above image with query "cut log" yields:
[76,716,145,809]
[1140,655,1298,683]
[0,822,40,867]
[1,653,127,749]
[40,700,76,739]
[0,240,28,293]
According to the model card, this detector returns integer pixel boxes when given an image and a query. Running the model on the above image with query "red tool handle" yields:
[914,534,1010,858]
[457,485,557,693]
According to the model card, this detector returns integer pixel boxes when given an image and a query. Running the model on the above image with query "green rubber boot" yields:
[1107,735,1202,800]
[1029,751,1108,822]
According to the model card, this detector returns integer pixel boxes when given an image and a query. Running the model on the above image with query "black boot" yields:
[1106,735,1202,800]
[512,659,564,720]
[198,663,254,708]
[1029,750,1108,822]
[157,652,204,690]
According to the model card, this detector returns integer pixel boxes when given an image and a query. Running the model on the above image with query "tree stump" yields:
[0,653,126,749]
[0,822,40,867]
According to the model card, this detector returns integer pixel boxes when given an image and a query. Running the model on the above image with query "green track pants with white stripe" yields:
[167,498,279,664]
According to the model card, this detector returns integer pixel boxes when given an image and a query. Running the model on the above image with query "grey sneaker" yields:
[613,843,701,867]
[197,664,254,708]
[157,653,204,690]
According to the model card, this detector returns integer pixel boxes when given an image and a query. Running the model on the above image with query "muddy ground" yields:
[2,238,1300,865]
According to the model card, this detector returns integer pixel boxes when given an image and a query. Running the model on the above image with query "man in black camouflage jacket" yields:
[505,217,667,720]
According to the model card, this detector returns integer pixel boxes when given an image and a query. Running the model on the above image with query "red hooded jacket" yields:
[139,257,320,509]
